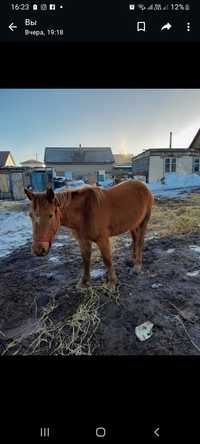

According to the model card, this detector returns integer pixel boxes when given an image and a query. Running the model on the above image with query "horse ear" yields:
[46,185,55,203]
[24,188,33,201]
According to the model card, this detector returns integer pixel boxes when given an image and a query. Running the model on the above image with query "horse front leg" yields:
[77,238,92,288]
[96,237,117,289]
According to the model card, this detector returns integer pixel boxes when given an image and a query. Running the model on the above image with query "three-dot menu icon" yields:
[187,22,191,32]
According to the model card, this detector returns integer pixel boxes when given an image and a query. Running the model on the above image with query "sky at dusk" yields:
[0,89,200,164]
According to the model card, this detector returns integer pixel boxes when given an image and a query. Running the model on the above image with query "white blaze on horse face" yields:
[33,215,40,224]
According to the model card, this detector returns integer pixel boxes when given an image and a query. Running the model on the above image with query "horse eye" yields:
[49,214,53,219]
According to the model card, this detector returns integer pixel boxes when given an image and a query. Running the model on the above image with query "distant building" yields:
[0,151,15,168]
[0,166,54,200]
[20,159,45,168]
[0,167,31,200]
[44,145,115,179]
[114,154,132,165]
[132,129,200,182]
[112,153,133,177]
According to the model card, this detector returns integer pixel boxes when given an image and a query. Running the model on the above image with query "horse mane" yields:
[55,186,105,210]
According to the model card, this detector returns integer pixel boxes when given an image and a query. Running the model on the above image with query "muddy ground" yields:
[1,197,200,355]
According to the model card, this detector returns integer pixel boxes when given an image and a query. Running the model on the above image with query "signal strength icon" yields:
[163,4,169,10]
[147,4,153,10]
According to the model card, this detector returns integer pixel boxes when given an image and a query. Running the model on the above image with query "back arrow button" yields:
[9,23,18,32]
[154,427,160,438]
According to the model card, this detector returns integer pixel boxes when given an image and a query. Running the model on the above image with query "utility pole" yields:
[169,132,173,148]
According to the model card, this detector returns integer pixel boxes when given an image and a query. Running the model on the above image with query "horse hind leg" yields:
[96,237,117,289]
[77,238,92,288]
[131,210,151,274]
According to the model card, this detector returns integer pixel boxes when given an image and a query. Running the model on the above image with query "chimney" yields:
[169,132,173,148]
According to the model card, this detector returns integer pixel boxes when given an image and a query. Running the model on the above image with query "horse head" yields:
[25,185,61,256]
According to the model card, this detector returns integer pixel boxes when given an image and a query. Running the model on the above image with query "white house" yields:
[20,159,45,168]
[132,129,200,182]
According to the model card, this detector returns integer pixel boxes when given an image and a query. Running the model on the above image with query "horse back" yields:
[81,180,153,239]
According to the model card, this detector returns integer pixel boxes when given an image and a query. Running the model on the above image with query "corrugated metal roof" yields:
[132,148,187,161]
[21,159,44,165]
[44,147,114,164]
[0,151,13,167]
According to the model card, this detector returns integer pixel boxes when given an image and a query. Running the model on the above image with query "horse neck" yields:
[57,192,81,230]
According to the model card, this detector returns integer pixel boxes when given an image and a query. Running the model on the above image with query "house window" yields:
[194,158,200,172]
[165,158,176,173]
[165,158,170,173]
[171,158,176,172]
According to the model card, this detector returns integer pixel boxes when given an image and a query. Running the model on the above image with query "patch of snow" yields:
[186,270,200,277]
[52,241,64,248]
[151,283,163,289]
[56,234,67,240]
[98,179,114,188]
[0,203,32,258]
[124,242,131,247]
[146,232,158,240]
[147,173,200,199]
[189,245,200,253]
[54,181,86,193]
[91,269,105,279]
[48,256,62,264]
[166,248,175,254]
[54,186,68,192]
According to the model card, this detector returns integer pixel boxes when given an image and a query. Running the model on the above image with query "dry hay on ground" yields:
[149,194,200,237]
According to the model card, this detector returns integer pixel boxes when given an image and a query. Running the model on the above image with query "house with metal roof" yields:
[0,151,15,168]
[44,145,114,179]
[132,129,200,182]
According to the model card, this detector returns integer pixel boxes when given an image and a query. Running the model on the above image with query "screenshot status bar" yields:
[0,2,198,42]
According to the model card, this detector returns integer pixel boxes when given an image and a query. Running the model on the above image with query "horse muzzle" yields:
[32,241,51,256]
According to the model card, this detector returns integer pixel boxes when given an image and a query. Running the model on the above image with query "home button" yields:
[96,427,106,438]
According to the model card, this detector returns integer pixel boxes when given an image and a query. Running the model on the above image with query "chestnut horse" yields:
[25,180,153,288]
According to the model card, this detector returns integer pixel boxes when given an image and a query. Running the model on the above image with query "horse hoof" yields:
[133,264,142,274]
[107,280,117,290]
[77,280,91,289]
